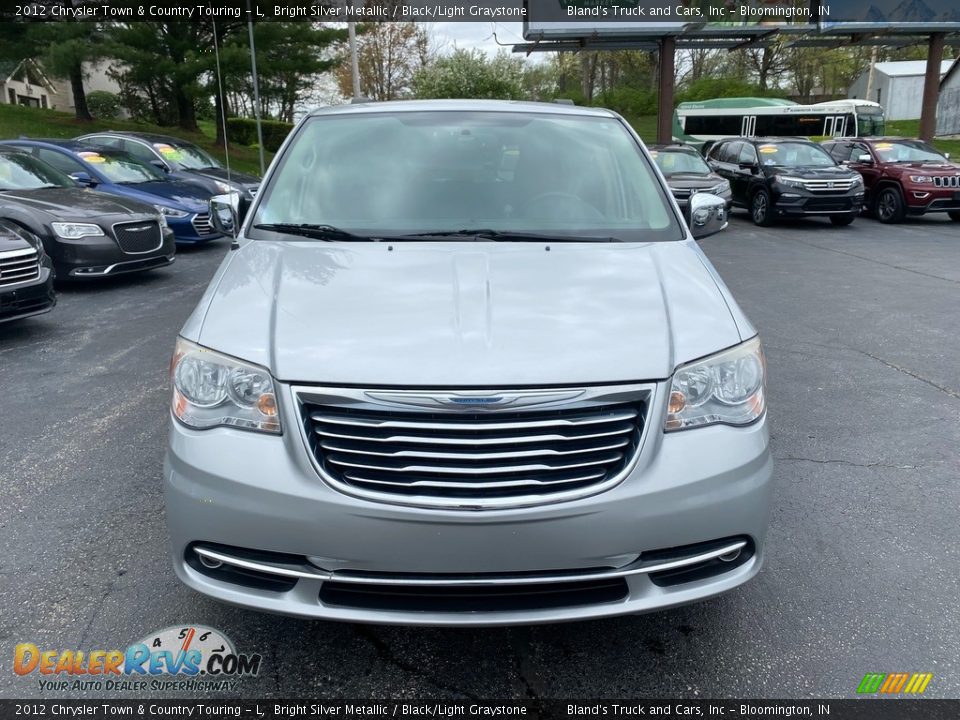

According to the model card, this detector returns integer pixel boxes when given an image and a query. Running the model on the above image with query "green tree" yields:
[413,49,525,100]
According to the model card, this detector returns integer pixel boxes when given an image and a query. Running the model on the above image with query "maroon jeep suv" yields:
[822,138,960,224]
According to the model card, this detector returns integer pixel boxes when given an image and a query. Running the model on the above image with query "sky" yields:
[432,22,530,57]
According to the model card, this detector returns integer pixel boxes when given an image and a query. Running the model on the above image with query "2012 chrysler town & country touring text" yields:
[165,100,772,625]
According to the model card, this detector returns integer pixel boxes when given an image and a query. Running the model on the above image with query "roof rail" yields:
[350,97,374,104]
[552,98,575,105]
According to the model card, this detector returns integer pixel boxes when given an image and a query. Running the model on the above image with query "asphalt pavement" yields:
[1,212,958,700]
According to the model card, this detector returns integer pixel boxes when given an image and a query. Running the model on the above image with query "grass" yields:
[0,103,268,176]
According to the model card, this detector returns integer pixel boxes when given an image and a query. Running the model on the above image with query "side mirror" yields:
[856,153,873,164]
[687,192,727,240]
[209,192,250,238]
[945,152,951,160]
[738,162,758,172]
[70,171,95,187]
[150,159,170,173]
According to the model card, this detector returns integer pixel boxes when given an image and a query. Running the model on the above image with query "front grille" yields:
[0,247,40,288]
[802,178,858,192]
[113,221,162,254]
[192,213,216,236]
[932,176,960,188]
[805,197,854,212]
[671,188,692,199]
[300,397,646,505]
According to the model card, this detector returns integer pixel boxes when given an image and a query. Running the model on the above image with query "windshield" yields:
[0,152,74,190]
[857,109,885,136]
[652,149,711,176]
[251,111,679,242]
[757,142,836,168]
[153,141,220,170]
[78,150,166,184]
[873,140,945,163]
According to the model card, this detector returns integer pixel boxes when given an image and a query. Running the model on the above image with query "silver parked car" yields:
[165,100,771,626]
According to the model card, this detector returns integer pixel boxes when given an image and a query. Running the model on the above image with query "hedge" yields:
[226,118,293,152]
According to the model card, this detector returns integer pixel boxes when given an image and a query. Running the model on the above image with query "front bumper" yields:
[168,215,222,244]
[164,385,773,626]
[47,229,176,278]
[0,266,55,323]
[904,188,960,215]
[772,187,864,217]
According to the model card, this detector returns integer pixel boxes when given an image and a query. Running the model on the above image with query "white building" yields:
[849,59,954,121]
[0,59,123,115]
[937,59,960,136]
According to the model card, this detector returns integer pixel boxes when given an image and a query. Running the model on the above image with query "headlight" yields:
[154,205,190,218]
[908,175,933,184]
[171,337,281,434]
[774,175,805,189]
[156,214,168,230]
[214,180,233,193]
[851,175,864,187]
[708,181,730,194]
[665,337,766,431]
[51,222,104,239]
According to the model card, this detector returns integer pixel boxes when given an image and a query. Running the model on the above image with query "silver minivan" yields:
[165,100,771,625]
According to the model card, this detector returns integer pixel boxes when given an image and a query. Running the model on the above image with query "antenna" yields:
[212,20,233,192]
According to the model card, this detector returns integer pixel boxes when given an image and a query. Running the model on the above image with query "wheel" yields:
[949,211,960,222]
[830,214,856,226]
[874,186,905,224]
[750,189,774,227]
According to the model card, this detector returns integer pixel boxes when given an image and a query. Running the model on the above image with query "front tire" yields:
[751,190,774,227]
[830,214,856,226]
[875,186,905,224]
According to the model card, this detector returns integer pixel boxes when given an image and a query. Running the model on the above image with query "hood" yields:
[192,240,746,386]
[186,167,260,189]
[665,173,722,189]
[1,187,156,219]
[887,162,960,173]
[109,180,210,212]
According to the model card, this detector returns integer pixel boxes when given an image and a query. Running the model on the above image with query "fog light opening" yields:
[718,549,742,563]
[197,553,223,569]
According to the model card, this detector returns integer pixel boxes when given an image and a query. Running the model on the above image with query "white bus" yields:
[674,98,885,143]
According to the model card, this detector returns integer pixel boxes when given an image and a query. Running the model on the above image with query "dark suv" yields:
[707,137,865,226]
[822,137,960,223]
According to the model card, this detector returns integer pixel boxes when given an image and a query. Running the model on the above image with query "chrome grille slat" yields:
[192,213,217,236]
[319,437,629,460]
[300,393,647,505]
[310,410,637,432]
[113,221,163,254]
[0,247,40,288]
[326,451,625,476]
[314,424,633,445]
[342,470,607,491]
[802,179,858,192]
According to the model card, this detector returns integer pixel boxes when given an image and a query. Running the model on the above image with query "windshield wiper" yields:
[398,229,621,243]
[253,223,374,242]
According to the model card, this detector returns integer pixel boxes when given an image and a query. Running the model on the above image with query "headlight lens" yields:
[51,222,104,239]
[214,180,233,193]
[154,205,190,218]
[774,175,805,189]
[908,175,933,184]
[665,337,766,431]
[171,337,281,434]
[709,181,730,195]
[851,175,864,187]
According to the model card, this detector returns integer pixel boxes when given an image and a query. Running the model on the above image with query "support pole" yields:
[657,36,676,145]
[247,0,266,175]
[919,33,945,142]
[348,19,361,99]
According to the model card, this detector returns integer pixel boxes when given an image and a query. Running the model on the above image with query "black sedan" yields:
[0,219,55,324]
[649,144,732,210]
[0,148,175,279]
[76,131,260,200]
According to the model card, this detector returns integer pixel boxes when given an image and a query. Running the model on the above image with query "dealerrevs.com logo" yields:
[14,626,261,693]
